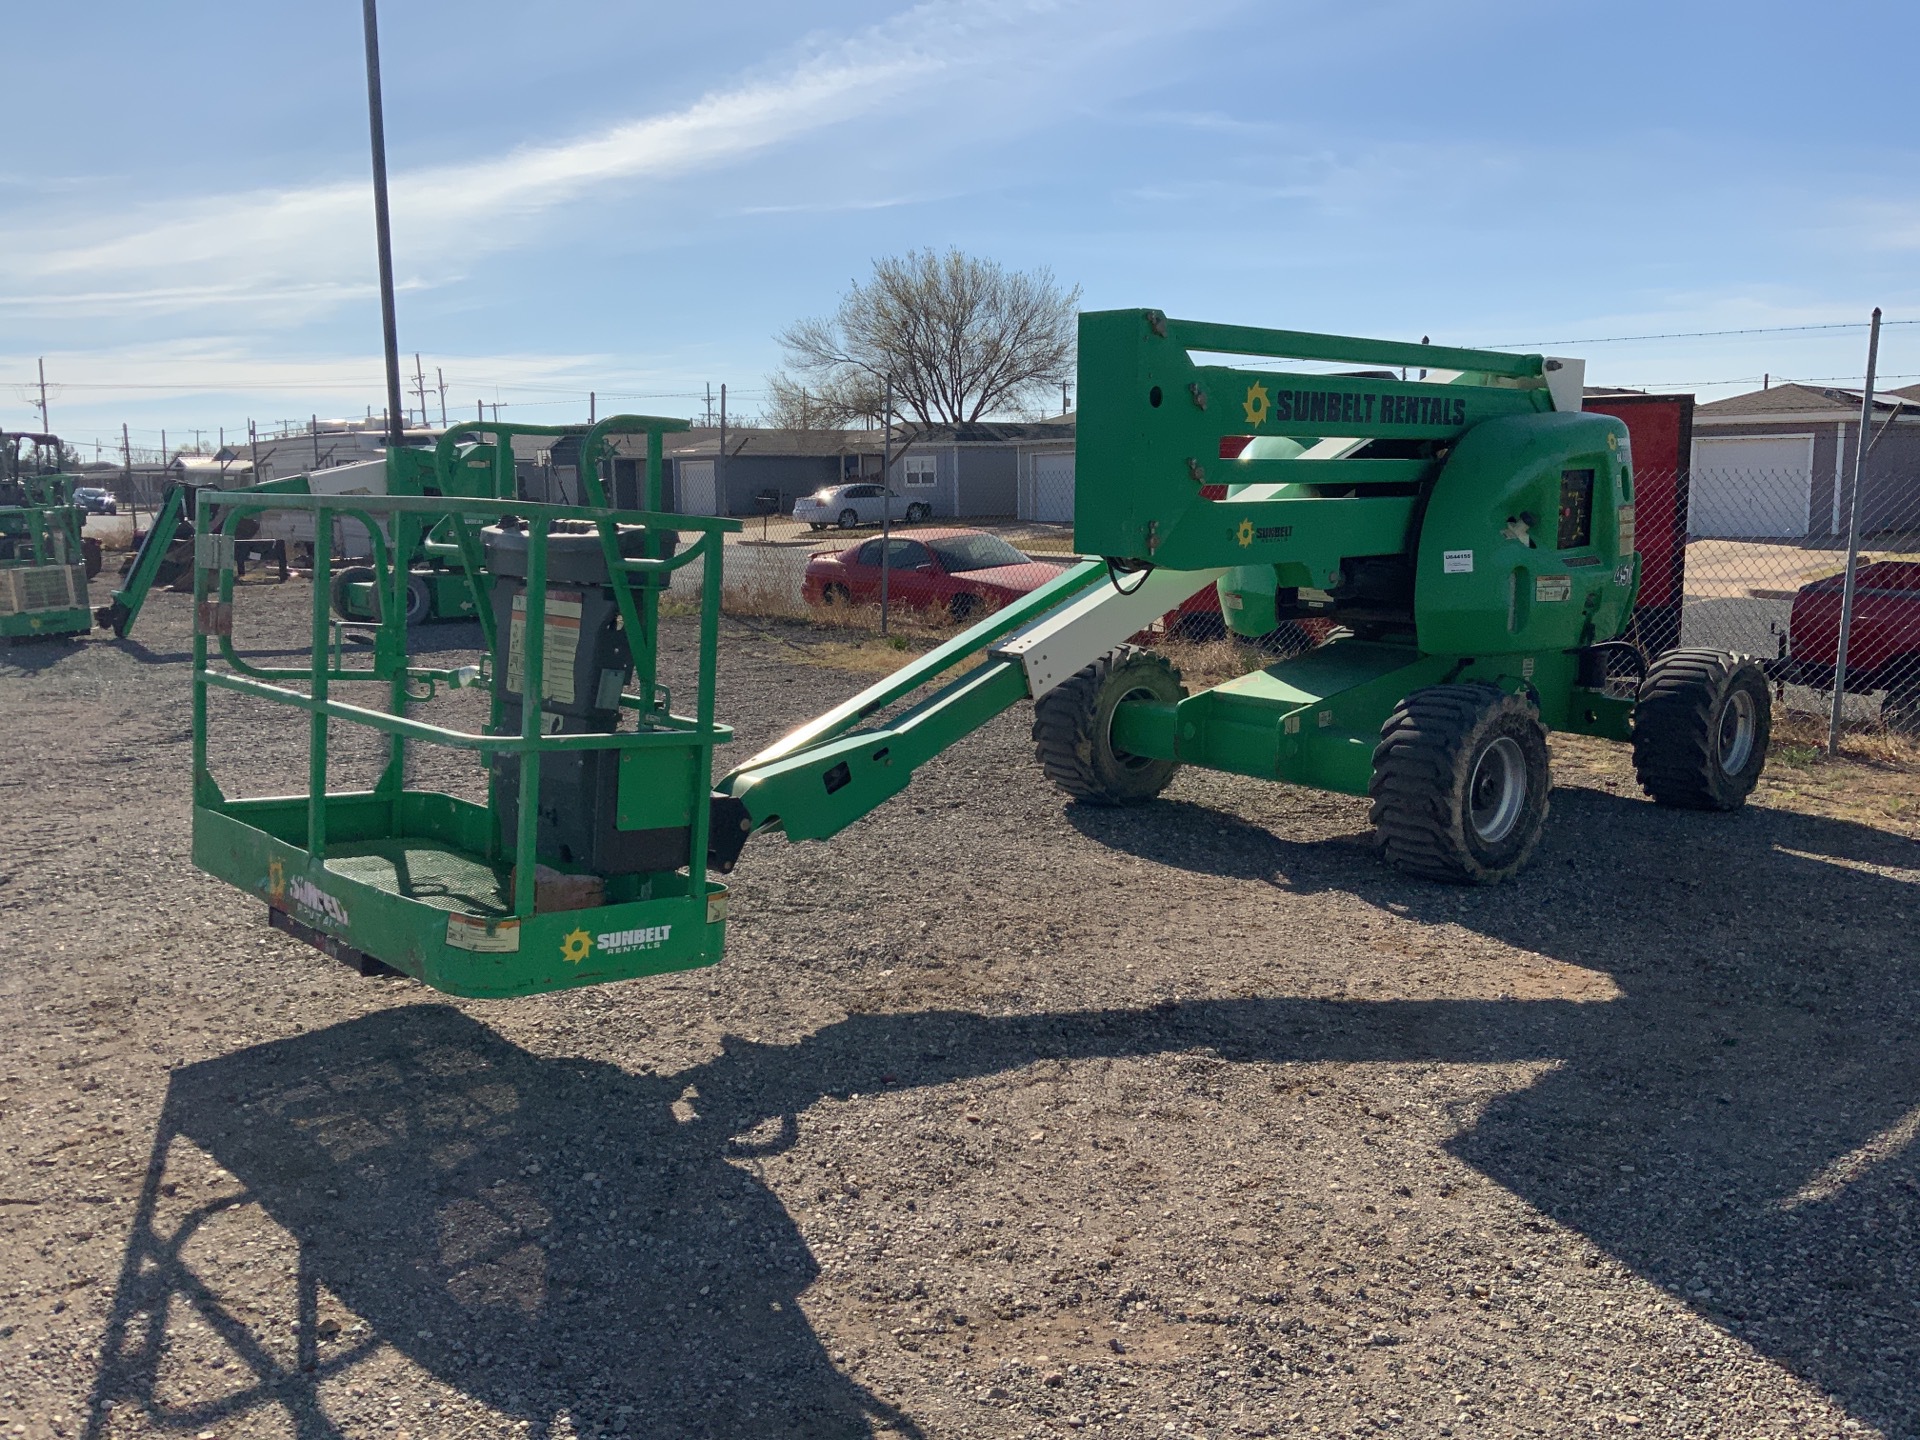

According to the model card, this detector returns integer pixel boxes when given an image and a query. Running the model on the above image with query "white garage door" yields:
[1025,453,1075,523]
[1690,435,1813,538]
[678,460,716,515]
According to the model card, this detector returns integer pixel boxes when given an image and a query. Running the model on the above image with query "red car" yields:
[1776,559,1920,731]
[803,528,1076,622]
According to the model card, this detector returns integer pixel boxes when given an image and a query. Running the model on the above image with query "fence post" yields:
[1828,307,1881,755]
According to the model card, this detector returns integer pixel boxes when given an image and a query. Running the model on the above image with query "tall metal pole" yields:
[36,358,50,434]
[361,0,406,449]
[879,377,893,637]
[1828,308,1882,754]
[718,383,727,518]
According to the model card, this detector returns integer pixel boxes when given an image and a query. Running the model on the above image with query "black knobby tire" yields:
[403,574,433,626]
[1369,684,1552,884]
[328,564,379,621]
[1631,648,1770,810]
[1032,646,1184,805]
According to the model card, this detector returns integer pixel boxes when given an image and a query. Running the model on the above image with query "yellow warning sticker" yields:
[505,591,583,704]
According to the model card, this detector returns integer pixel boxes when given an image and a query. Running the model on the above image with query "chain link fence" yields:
[1668,461,1920,739]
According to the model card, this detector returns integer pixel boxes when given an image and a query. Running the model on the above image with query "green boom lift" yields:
[98,431,514,638]
[1,432,99,641]
[188,314,1770,997]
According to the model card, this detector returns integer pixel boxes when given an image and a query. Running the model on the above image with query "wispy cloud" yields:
[2,0,1192,324]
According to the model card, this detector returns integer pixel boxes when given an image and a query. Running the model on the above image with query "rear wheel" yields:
[838,508,859,529]
[819,582,851,607]
[1632,649,1770,809]
[1370,684,1551,884]
[1885,683,1920,736]
[906,502,931,523]
[403,574,433,626]
[947,592,979,624]
[1032,646,1185,805]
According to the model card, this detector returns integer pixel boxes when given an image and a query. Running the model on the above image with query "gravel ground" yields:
[2,580,1919,1440]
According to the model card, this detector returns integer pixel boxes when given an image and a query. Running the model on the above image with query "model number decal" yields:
[1443,549,1474,574]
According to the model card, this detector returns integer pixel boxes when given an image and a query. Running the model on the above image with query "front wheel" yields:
[1370,684,1551,884]
[1032,646,1185,805]
[905,502,931,523]
[328,565,378,621]
[1631,649,1770,809]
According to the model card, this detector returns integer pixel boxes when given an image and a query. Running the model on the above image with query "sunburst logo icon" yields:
[1243,382,1270,426]
[1236,518,1256,547]
[560,928,592,964]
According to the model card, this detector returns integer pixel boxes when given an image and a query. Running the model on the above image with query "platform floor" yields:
[325,838,510,916]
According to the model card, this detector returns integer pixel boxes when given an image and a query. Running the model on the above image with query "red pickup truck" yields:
[1775,560,1920,732]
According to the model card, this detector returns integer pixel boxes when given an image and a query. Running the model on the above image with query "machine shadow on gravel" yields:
[86,794,1919,1439]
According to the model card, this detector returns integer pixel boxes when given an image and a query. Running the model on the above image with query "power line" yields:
[1477,319,1918,349]
[1608,370,1920,390]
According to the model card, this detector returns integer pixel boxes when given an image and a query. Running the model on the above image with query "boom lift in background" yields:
[1,432,101,641]
[185,314,1772,998]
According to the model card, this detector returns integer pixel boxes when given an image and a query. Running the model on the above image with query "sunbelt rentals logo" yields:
[560,923,673,964]
[269,858,350,928]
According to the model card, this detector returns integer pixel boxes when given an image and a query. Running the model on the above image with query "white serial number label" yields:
[1443,550,1475,574]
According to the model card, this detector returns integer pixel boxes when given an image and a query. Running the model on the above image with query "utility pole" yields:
[121,423,132,489]
[1060,380,1069,416]
[703,383,714,428]
[160,430,168,472]
[436,367,447,426]
[249,419,261,482]
[362,0,406,448]
[718,383,728,517]
[411,353,429,429]
[590,391,596,424]
[35,358,50,434]
[312,414,321,466]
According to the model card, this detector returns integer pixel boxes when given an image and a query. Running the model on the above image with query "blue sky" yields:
[6,0,1915,457]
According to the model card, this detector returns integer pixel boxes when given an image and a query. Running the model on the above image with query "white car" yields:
[792,482,931,531]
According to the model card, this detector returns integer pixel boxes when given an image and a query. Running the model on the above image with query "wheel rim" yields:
[1717,689,1756,774]
[1468,736,1527,845]
[1106,685,1159,772]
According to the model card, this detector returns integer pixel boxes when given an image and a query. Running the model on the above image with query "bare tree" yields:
[768,250,1079,432]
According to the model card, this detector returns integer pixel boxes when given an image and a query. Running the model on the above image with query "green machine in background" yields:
[188,316,1772,1000]
[100,429,516,639]
[1,432,97,641]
